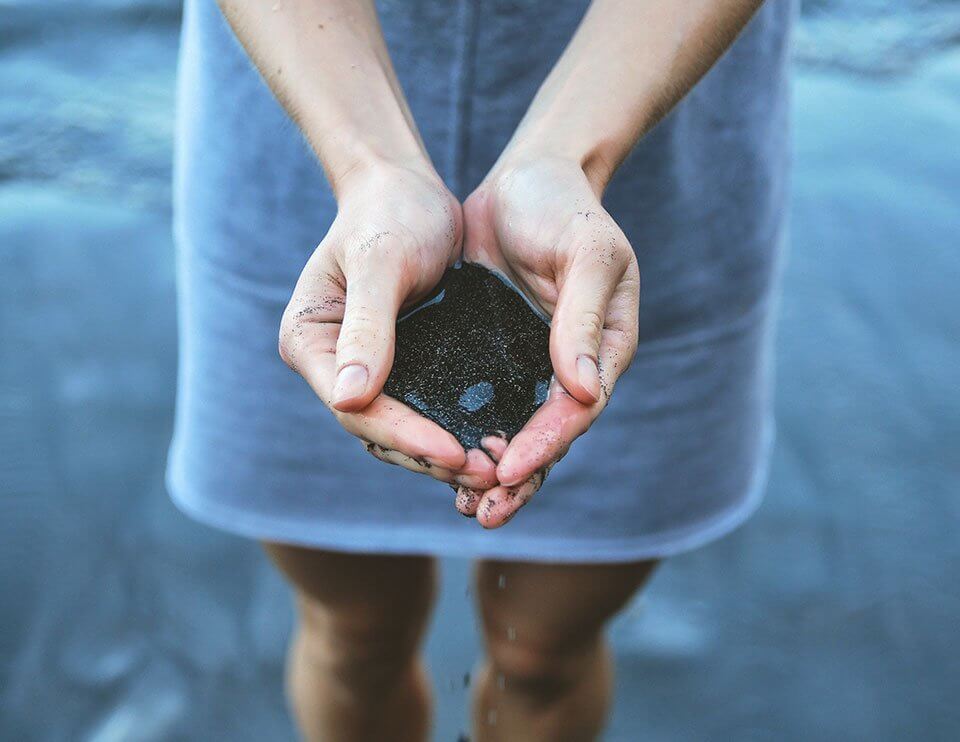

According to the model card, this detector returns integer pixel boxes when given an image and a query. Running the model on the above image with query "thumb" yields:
[332,263,403,412]
[550,252,624,405]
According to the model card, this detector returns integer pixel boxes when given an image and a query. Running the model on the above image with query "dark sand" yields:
[384,263,552,450]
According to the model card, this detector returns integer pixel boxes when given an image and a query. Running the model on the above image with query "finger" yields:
[476,470,546,529]
[496,305,637,488]
[333,247,406,412]
[495,378,591,487]
[278,250,347,382]
[455,487,484,517]
[595,262,641,387]
[283,306,468,471]
[365,442,460,484]
[480,434,508,463]
[550,237,632,405]
[340,393,467,470]
[457,436,509,518]
[459,448,500,489]
[364,442,497,500]
[364,442,495,488]
[281,272,468,470]
[279,246,471,471]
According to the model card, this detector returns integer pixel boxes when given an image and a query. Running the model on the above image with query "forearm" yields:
[502,0,764,192]
[218,0,432,195]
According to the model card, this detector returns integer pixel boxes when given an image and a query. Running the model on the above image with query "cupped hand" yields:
[279,163,498,490]
[458,156,640,527]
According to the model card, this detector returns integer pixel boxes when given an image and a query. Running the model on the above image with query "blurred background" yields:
[2,1,959,740]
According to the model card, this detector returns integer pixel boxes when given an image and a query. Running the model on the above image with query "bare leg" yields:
[264,543,437,742]
[472,559,658,742]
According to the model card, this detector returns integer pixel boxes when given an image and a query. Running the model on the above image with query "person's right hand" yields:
[456,156,641,526]
[279,163,498,490]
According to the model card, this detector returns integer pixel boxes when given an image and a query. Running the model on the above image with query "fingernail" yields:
[576,355,601,400]
[333,364,368,404]
[496,463,525,488]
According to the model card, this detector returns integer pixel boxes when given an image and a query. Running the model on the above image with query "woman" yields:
[168,0,793,739]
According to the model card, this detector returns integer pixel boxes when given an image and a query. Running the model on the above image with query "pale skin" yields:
[217,0,763,740]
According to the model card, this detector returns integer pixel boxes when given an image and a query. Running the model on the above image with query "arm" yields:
[217,0,427,194]
[461,0,765,527]
[218,1,498,490]
[504,0,764,193]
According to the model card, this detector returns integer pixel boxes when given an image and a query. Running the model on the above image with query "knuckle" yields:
[611,234,633,261]
[304,239,345,285]
[343,229,403,269]
[619,316,641,357]
[278,334,295,368]
[311,238,335,265]
[338,312,386,356]
[277,317,298,369]
[579,309,605,339]
[343,308,382,332]
[575,218,632,271]
[626,326,640,357]
[602,238,633,273]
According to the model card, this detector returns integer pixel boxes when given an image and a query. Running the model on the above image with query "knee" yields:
[486,628,600,702]
[296,598,425,691]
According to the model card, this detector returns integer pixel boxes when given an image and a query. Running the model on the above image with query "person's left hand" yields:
[278,162,498,491]
[456,155,640,527]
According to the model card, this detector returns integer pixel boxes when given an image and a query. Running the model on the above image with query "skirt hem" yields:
[165,420,773,564]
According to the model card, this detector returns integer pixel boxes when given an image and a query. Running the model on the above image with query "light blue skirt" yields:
[167,0,794,563]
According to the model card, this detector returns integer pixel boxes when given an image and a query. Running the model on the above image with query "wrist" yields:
[304,104,435,200]
[329,149,439,202]
[333,156,454,225]
[495,136,616,197]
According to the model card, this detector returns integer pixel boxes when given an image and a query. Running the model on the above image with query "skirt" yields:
[167,0,795,563]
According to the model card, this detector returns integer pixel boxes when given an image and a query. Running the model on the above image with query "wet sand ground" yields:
[2,4,959,740]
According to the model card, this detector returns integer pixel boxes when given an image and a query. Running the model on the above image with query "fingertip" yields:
[477,494,501,529]
[479,473,544,528]
[331,397,367,413]
[480,435,508,462]
[566,382,600,407]
[476,489,521,529]
[575,355,602,403]
[552,364,599,408]
[495,427,560,487]
[331,363,373,411]
[456,448,498,489]
[495,459,526,489]
[455,486,483,517]
[547,358,591,409]
[427,434,467,471]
